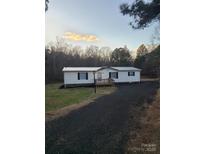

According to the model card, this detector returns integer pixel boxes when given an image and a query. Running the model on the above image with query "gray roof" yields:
[112,67,141,71]
[62,67,101,72]
[62,66,141,72]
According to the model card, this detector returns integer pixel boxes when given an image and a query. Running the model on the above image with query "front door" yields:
[97,72,102,80]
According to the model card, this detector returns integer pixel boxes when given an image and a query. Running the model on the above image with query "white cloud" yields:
[63,32,99,42]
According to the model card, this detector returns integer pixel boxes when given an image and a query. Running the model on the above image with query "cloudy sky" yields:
[46,0,158,50]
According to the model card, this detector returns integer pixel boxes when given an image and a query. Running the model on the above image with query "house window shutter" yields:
[109,72,111,78]
[133,72,135,76]
[128,72,130,76]
[78,72,80,80]
[116,72,118,79]
[86,72,88,80]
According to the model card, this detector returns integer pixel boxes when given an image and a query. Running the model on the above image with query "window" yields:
[128,71,135,76]
[109,72,118,79]
[78,72,88,80]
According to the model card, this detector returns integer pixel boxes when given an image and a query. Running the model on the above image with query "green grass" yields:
[45,83,116,112]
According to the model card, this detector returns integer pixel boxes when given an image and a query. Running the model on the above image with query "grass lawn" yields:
[45,83,116,112]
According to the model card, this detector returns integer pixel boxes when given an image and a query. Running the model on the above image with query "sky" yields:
[45,0,159,51]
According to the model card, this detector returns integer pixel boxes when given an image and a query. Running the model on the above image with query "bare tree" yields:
[136,44,148,57]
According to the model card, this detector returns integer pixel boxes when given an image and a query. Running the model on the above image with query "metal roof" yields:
[62,67,101,72]
[112,67,141,71]
[62,66,141,72]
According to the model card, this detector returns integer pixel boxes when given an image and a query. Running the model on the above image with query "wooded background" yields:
[45,39,160,83]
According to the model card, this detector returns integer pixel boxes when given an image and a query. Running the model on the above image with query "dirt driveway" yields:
[46,81,159,154]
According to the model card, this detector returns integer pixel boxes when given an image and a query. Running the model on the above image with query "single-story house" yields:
[62,66,141,87]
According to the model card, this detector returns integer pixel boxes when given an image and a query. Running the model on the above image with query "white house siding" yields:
[96,68,117,79]
[64,68,140,85]
[96,68,140,83]
[113,71,140,83]
[64,72,95,85]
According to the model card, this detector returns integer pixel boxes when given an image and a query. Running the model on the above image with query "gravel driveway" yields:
[46,81,159,154]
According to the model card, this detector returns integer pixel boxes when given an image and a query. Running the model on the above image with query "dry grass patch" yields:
[126,89,160,154]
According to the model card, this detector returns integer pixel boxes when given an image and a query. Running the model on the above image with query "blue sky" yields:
[46,0,158,50]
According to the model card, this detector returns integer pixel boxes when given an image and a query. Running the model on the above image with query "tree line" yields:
[45,39,159,83]
[135,45,160,78]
